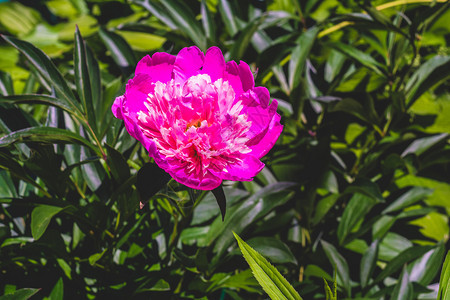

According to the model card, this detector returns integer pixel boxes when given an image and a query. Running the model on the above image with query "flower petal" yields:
[168,164,222,190]
[173,46,204,82]
[202,46,225,82]
[112,95,124,119]
[217,155,264,181]
[240,88,277,138]
[238,61,254,91]
[247,110,283,158]
[135,52,176,83]
[224,61,244,96]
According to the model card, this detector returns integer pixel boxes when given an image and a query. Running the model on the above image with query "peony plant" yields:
[112,46,282,190]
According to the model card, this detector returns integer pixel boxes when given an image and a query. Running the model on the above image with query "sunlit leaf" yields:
[234,232,302,300]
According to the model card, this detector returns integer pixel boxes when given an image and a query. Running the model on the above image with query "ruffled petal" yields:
[173,46,204,82]
[202,47,225,82]
[239,89,277,138]
[247,111,283,158]
[135,53,175,83]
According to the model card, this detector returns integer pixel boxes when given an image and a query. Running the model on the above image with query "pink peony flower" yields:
[112,46,282,190]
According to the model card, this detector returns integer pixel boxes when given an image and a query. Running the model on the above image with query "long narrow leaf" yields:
[405,55,450,109]
[329,41,386,76]
[1,35,80,113]
[99,28,136,76]
[74,26,99,134]
[0,127,101,157]
[321,240,351,297]
[131,0,178,29]
[201,0,216,43]
[373,245,434,284]
[228,15,265,61]
[234,232,302,300]
[159,0,206,49]
[438,251,450,300]
[0,94,80,118]
[218,0,239,36]
[360,239,379,288]
[288,27,319,93]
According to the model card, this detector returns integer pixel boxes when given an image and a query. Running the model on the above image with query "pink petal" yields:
[216,155,264,181]
[202,46,225,82]
[173,46,204,82]
[252,86,270,108]
[238,61,254,91]
[224,61,244,96]
[167,164,222,190]
[135,53,175,83]
[123,74,154,119]
[240,89,277,138]
[112,95,124,119]
[247,111,283,158]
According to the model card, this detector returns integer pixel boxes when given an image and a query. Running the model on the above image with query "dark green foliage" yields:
[0,0,449,299]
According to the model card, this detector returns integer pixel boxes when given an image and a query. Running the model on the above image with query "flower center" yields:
[137,74,252,177]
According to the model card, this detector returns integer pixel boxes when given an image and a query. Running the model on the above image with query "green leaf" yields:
[228,16,264,61]
[89,249,107,266]
[98,28,136,76]
[329,41,386,76]
[31,205,65,240]
[401,133,448,157]
[0,127,102,157]
[233,232,302,300]
[56,258,72,280]
[311,194,339,226]
[405,55,450,109]
[323,276,337,300]
[288,27,319,92]
[390,267,412,300]
[344,178,384,202]
[438,251,450,300]
[48,277,63,300]
[136,163,171,204]
[245,237,297,265]
[115,30,166,52]
[304,265,333,282]
[360,239,379,289]
[337,193,377,245]
[382,187,434,214]
[74,26,97,133]
[201,0,216,43]
[373,245,434,285]
[218,0,240,36]
[321,240,351,297]
[0,94,80,118]
[0,288,40,300]
[210,183,295,257]
[0,70,14,95]
[1,35,79,112]
[407,241,445,286]
[131,0,178,30]
[211,185,227,221]
[105,144,130,183]
[159,0,206,50]
[378,232,412,261]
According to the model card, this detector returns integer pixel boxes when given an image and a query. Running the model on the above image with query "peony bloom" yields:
[112,46,282,190]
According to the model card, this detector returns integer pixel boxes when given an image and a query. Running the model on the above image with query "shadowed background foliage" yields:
[0,0,449,299]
